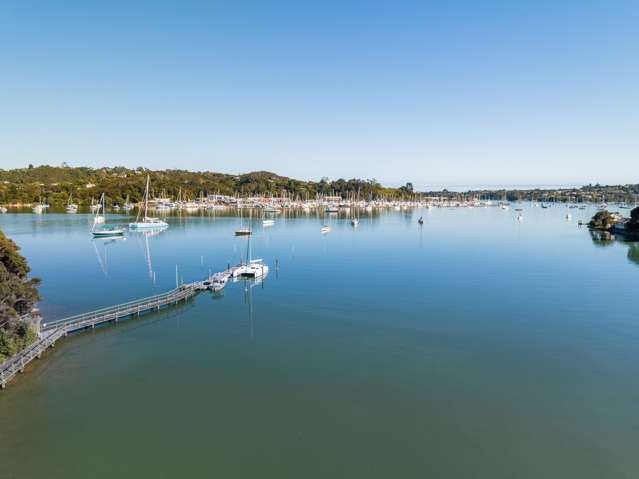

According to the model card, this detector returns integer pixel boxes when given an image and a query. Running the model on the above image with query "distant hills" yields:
[0,165,637,206]
[0,166,406,206]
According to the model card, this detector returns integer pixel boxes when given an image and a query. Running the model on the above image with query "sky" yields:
[0,0,637,188]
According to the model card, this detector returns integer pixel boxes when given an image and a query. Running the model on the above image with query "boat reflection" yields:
[130,226,168,284]
[92,237,126,278]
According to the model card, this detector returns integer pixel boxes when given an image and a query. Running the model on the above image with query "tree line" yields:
[0,166,414,206]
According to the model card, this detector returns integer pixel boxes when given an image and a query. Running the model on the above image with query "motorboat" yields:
[262,219,275,227]
[320,225,331,234]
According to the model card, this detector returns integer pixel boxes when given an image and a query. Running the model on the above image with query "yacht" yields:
[66,194,78,213]
[92,193,125,237]
[129,176,169,229]
[262,219,275,227]
[232,236,269,279]
[320,225,331,234]
[0,206,7,213]
[242,259,269,278]
[32,204,43,214]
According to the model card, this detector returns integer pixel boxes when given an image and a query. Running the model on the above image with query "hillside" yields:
[0,166,407,206]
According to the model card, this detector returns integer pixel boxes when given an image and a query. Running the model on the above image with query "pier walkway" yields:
[1,280,210,389]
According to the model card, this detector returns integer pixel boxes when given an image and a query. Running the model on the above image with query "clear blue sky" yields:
[1,0,637,188]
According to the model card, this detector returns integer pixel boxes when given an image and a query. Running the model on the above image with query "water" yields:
[1,206,638,478]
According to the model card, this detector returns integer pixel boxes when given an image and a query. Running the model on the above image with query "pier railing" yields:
[41,284,198,333]
[1,282,202,389]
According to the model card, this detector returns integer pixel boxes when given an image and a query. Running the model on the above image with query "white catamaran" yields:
[129,176,169,230]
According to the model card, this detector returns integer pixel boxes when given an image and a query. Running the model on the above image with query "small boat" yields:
[0,206,7,213]
[320,225,331,234]
[517,213,524,221]
[208,273,229,292]
[262,219,275,227]
[351,218,359,227]
[565,213,572,220]
[235,227,252,236]
[66,194,78,213]
[325,207,339,213]
[92,225,125,237]
[515,208,523,212]
[418,216,424,225]
[32,204,43,214]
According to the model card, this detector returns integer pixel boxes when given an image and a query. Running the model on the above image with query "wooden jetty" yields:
[2,280,209,389]
[0,260,268,389]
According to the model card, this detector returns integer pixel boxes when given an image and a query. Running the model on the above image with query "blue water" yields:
[1,206,638,478]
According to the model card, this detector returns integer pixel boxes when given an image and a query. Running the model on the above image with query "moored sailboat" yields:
[129,176,169,230]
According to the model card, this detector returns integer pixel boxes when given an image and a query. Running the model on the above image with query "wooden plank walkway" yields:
[1,282,204,389]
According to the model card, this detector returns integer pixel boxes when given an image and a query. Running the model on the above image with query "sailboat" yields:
[235,206,252,235]
[66,193,78,213]
[129,176,169,229]
[91,194,125,237]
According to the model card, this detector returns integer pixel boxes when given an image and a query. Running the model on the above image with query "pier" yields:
[0,276,226,389]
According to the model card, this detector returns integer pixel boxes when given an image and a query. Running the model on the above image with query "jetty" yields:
[0,265,255,389]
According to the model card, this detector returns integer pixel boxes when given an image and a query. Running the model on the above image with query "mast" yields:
[144,175,150,222]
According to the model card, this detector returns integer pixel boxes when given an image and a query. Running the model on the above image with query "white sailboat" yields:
[91,194,125,237]
[66,193,78,213]
[129,176,169,230]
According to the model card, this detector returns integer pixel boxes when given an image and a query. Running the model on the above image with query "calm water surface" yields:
[1,206,638,478]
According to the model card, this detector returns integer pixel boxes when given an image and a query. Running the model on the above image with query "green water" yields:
[1,206,638,478]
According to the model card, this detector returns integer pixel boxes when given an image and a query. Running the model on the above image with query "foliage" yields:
[0,166,414,206]
[630,207,639,230]
[588,211,620,230]
[0,228,40,362]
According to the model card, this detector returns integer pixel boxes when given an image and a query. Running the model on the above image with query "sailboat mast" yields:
[144,175,150,221]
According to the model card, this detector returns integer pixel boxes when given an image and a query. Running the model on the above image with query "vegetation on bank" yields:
[0,165,637,207]
[426,184,639,204]
[0,165,412,206]
[589,207,639,233]
[0,229,40,362]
